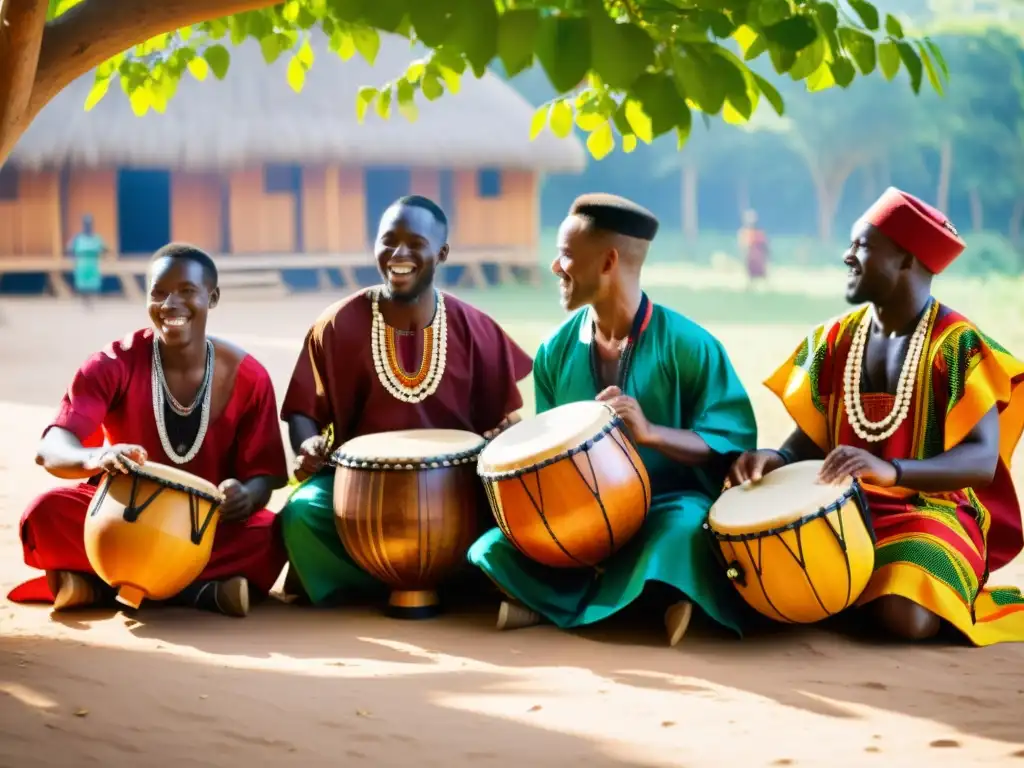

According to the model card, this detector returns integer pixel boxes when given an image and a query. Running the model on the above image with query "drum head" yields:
[708,460,852,534]
[131,461,223,499]
[478,400,618,475]
[337,429,485,463]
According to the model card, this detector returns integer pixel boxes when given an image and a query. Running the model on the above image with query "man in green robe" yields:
[467,194,758,645]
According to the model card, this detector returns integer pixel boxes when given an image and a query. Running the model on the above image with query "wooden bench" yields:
[0,247,542,298]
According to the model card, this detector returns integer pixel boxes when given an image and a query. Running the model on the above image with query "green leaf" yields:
[375,87,393,119]
[361,0,407,32]
[767,43,797,74]
[884,13,903,39]
[924,37,948,78]
[830,57,855,87]
[751,71,784,115]
[129,87,150,116]
[282,0,300,23]
[186,56,208,83]
[297,38,315,68]
[671,46,725,115]
[574,101,606,131]
[497,9,539,77]
[622,134,638,154]
[355,86,378,123]
[816,3,838,32]
[530,104,550,140]
[84,77,111,111]
[203,45,231,80]
[536,16,592,93]
[847,0,879,30]
[675,106,692,149]
[756,0,790,26]
[631,72,687,136]
[260,35,283,64]
[437,64,462,93]
[330,29,357,60]
[287,55,306,92]
[590,17,655,90]
[422,72,444,100]
[733,25,762,59]
[762,16,818,52]
[896,41,922,93]
[878,40,899,80]
[624,98,654,143]
[549,100,574,138]
[917,40,937,93]
[787,36,825,80]
[396,78,417,120]
[449,0,499,78]
[352,26,381,64]
[586,122,615,160]
[838,27,875,74]
[805,61,835,92]
[409,0,458,48]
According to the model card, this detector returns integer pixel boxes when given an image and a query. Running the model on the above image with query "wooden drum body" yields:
[84,460,222,609]
[477,401,651,569]
[704,460,876,624]
[331,429,487,619]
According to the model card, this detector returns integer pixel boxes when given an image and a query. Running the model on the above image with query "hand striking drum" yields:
[330,428,487,618]
[477,400,650,568]
[85,458,224,609]
[705,460,876,624]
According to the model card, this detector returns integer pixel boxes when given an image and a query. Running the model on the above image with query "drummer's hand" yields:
[484,412,521,440]
[294,434,329,480]
[596,386,653,445]
[724,449,785,489]
[819,446,897,487]
[89,444,148,474]
[218,478,255,522]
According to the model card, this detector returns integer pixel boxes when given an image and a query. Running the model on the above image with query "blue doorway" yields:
[117,168,171,255]
[364,168,411,245]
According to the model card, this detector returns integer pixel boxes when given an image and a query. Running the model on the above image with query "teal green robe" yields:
[467,303,758,634]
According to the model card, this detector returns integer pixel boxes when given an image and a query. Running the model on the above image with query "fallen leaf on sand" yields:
[528,705,542,712]
[356,709,371,718]
[661,721,676,728]
[199,695,208,700]
[73,709,88,717]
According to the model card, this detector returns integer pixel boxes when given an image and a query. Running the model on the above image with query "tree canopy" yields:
[0,0,946,165]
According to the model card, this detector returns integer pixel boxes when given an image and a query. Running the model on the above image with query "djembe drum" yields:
[84,459,223,609]
[330,429,487,618]
[476,400,651,568]
[703,459,876,624]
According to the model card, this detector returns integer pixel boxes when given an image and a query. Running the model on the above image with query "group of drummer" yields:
[9,188,1024,649]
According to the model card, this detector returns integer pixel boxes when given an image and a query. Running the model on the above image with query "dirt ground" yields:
[1,295,1023,768]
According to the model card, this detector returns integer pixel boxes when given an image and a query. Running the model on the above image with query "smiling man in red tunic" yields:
[278,196,533,606]
[8,244,289,617]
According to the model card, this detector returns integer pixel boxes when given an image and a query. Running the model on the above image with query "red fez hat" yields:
[861,187,965,274]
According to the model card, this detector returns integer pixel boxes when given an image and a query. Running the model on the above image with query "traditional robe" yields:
[468,299,759,633]
[278,288,533,605]
[7,328,289,603]
[766,302,1024,646]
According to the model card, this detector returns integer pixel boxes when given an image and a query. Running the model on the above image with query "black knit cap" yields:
[569,193,659,241]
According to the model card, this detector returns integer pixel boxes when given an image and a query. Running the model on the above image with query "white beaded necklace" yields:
[152,336,214,464]
[842,304,932,443]
[370,288,448,403]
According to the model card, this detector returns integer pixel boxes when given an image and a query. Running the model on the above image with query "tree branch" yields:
[0,0,49,165]
[3,0,279,163]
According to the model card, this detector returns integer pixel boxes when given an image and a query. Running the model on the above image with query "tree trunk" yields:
[968,186,984,232]
[682,164,699,243]
[0,0,280,165]
[936,139,952,213]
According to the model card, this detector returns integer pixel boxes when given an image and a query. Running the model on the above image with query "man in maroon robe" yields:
[8,244,289,617]
[279,195,533,607]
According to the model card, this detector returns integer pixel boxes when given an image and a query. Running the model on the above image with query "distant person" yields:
[7,244,289,617]
[66,214,107,308]
[277,195,532,606]
[738,209,769,288]
[468,194,758,646]
[727,187,1024,646]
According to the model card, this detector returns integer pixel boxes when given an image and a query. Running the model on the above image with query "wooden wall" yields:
[0,164,539,259]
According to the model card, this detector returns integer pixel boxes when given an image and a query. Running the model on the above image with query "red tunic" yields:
[280,289,533,441]
[8,328,289,603]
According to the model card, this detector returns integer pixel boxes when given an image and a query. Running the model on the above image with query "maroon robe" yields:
[8,328,289,603]
[280,289,533,440]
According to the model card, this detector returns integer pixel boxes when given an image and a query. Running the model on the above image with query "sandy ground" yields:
[2,295,1024,768]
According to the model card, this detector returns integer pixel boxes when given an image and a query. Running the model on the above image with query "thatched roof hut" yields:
[10,32,586,173]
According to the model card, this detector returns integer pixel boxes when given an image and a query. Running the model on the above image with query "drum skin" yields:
[706,481,876,624]
[479,421,650,569]
[84,462,221,609]
[332,440,485,614]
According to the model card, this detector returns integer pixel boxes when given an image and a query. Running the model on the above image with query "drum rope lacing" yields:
[152,336,214,465]
[843,302,933,443]
[371,288,447,403]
